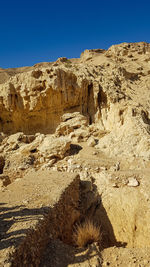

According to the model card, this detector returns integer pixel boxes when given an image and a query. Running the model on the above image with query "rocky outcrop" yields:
[1,41,150,186]
[0,170,80,266]
[0,133,71,182]
[55,112,88,137]
[1,42,150,160]
[0,67,96,134]
[1,42,150,266]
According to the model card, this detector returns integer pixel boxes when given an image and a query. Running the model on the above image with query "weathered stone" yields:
[0,174,11,188]
[127,177,139,187]
[0,170,80,266]
[56,112,88,137]
[87,137,96,147]
[38,135,71,159]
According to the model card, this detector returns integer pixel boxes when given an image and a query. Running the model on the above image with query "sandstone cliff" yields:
[1,42,150,159]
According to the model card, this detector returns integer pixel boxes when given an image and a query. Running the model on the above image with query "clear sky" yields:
[0,0,150,68]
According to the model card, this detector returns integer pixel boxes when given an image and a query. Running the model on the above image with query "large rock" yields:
[0,170,80,266]
[94,169,150,248]
[38,135,71,159]
[55,112,88,136]
[7,132,35,145]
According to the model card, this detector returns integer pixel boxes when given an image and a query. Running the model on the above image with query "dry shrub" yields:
[73,220,101,248]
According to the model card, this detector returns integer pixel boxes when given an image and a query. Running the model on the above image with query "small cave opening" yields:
[97,86,108,108]
[15,94,18,100]
[141,110,150,125]
[87,83,95,125]
[0,156,5,174]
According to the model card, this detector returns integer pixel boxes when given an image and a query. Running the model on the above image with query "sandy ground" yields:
[1,142,150,266]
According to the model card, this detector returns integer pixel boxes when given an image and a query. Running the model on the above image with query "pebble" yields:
[47,158,56,167]
[39,157,45,164]
[112,183,118,188]
[127,177,139,187]
[52,166,58,171]
[68,159,73,165]
[114,161,120,171]
[76,164,81,169]
[22,199,29,204]
[14,178,21,182]
[101,166,107,171]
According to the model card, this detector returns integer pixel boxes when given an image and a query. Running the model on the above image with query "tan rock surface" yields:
[0,42,150,160]
[0,170,80,266]
[55,112,88,137]
[1,42,150,266]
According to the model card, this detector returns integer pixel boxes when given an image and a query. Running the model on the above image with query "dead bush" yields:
[73,220,101,248]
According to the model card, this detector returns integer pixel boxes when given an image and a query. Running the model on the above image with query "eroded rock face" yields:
[55,112,88,137]
[1,43,150,166]
[1,42,150,160]
[0,68,95,134]
[1,43,150,266]
[1,133,71,182]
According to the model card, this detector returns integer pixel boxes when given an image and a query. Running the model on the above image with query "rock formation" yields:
[1,42,150,266]
[1,42,150,160]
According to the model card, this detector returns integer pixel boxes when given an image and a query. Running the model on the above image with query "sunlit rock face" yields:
[1,42,150,158]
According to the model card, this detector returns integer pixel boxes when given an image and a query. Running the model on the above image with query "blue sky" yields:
[0,0,150,68]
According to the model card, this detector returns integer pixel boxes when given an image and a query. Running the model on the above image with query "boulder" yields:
[56,112,88,137]
[7,132,35,145]
[7,132,24,145]
[38,136,71,159]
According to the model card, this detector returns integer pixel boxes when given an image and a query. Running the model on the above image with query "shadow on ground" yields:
[40,239,102,267]
[0,203,48,251]
[69,144,83,155]
[0,178,126,266]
